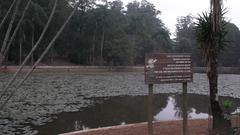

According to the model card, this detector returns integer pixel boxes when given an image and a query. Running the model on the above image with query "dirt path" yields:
[61,119,210,135]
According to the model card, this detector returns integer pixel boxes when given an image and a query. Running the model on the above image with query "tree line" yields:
[0,0,239,66]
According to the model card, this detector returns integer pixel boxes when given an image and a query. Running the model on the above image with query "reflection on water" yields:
[154,97,208,121]
[34,93,240,135]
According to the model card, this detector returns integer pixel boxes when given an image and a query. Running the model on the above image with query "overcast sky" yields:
[118,0,240,36]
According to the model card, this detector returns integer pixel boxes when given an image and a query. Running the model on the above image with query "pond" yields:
[34,94,240,135]
[0,72,240,134]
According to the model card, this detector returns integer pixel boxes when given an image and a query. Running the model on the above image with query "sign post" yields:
[148,84,153,135]
[145,53,193,135]
[182,82,188,135]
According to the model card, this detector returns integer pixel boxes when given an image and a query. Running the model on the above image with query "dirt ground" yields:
[61,119,210,135]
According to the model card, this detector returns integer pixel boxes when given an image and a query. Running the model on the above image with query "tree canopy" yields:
[0,0,239,66]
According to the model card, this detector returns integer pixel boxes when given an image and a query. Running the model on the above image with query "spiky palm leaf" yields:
[195,11,227,64]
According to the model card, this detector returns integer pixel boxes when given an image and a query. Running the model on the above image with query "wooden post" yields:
[182,82,188,135]
[145,53,193,135]
[148,84,153,135]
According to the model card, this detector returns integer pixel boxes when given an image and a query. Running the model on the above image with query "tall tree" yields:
[126,0,172,64]
[219,23,240,66]
[175,15,203,66]
[196,0,231,133]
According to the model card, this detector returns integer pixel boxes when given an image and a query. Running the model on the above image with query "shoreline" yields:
[60,119,210,135]
[61,117,240,135]
[1,66,240,74]
[60,117,239,135]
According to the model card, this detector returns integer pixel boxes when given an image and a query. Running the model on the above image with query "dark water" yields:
[32,93,240,135]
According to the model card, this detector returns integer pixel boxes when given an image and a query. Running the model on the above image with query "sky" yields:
[119,0,240,36]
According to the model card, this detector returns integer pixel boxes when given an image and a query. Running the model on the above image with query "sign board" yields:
[145,53,193,84]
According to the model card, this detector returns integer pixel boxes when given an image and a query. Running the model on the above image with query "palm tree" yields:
[195,0,231,133]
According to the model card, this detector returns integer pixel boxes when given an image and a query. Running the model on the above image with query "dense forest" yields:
[0,0,240,66]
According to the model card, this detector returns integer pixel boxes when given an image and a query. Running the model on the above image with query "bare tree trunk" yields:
[0,0,20,66]
[31,27,34,65]
[100,28,105,65]
[0,2,78,109]
[0,0,58,102]
[50,47,54,64]
[19,38,22,65]
[0,54,4,68]
[3,0,32,63]
[0,0,17,30]
[91,22,97,65]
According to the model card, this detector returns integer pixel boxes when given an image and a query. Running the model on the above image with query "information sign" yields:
[145,53,193,84]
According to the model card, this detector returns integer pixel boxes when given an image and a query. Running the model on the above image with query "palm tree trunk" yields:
[209,0,231,133]
[208,52,231,133]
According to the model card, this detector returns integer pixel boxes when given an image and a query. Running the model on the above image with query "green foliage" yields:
[175,14,240,67]
[125,0,171,64]
[219,23,240,66]
[223,99,233,110]
[54,0,172,65]
[195,11,228,62]
[174,15,203,66]
[1,0,240,66]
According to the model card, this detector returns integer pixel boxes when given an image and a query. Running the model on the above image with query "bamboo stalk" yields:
[0,0,58,101]
[0,0,17,31]
[3,0,32,58]
[0,0,20,57]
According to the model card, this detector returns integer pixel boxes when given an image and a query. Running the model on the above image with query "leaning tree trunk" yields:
[0,0,58,103]
[0,1,78,109]
[0,0,17,30]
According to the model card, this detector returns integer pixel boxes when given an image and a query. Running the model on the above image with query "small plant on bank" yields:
[222,99,234,120]
[223,99,233,110]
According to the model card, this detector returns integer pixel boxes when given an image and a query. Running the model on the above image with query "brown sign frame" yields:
[145,53,193,84]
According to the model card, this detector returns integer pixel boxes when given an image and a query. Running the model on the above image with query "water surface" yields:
[34,93,240,135]
[1,73,240,134]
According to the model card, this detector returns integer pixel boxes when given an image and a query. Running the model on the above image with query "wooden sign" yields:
[145,53,193,84]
